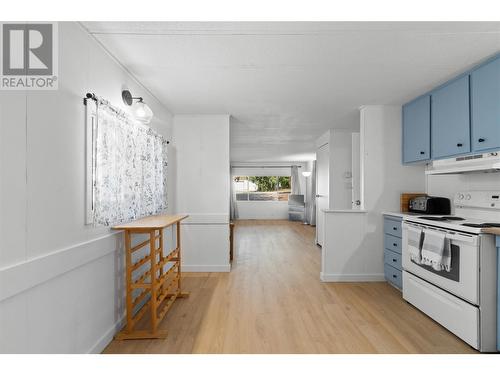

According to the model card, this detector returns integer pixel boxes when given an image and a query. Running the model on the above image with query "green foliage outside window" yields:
[248,176,291,191]
[234,175,291,201]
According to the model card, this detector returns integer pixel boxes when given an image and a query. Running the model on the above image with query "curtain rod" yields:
[83,92,170,144]
[83,92,129,119]
[231,165,302,168]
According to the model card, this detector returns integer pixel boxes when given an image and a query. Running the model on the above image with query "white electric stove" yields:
[404,190,500,234]
[402,191,499,352]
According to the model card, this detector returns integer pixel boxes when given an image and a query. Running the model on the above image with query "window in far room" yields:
[233,176,291,201]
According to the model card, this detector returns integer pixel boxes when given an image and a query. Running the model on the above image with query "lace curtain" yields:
[291,165,301,195]
[93,102,168,226]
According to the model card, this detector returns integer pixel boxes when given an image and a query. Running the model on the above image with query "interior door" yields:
[351,133,361,209]
[315,143,329,246]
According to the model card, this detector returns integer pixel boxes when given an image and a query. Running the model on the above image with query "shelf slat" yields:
[132,288,150,309]
[157,294,178,323]
[156,275,179,307]
[131,299,150,329]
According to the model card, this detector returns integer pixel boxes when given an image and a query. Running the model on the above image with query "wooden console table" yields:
[112,214,189,340]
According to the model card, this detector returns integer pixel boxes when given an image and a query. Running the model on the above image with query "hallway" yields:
[103,220,474,354]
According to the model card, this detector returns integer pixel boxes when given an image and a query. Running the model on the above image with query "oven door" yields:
[402,222,479,305]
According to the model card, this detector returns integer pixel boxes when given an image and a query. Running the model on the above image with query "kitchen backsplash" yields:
[426,172,500,210]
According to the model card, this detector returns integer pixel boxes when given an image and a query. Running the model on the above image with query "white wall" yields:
[329,129,355,210]
[231,162,307,220]
[236,201,290,220]
[426,172,500,206]
[360,106,425,212]
[321,105,425,281]
[171,115,231,272]
[0,22,173,353]
[316,129,356,211]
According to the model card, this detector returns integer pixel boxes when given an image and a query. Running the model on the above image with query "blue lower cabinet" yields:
[384,264,403,289]
[384,248,402,270]
[384,217,402,237]
[496,236,500,352]
[384,234,402,254]
[383,215,403,290]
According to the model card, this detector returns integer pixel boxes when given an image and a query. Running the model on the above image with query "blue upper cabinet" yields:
[403,95,431,163]
[431,75,471,159]
[471,56,500,153]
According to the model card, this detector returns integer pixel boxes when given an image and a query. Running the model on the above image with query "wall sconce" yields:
[122,90,154,124]
[301,171,312,178]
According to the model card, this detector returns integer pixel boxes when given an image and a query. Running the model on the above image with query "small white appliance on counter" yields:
[401,191,499,352]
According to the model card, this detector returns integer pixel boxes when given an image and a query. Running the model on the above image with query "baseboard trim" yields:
[320,272,385,282]
[182,264,231,272]
[88,314,125,354]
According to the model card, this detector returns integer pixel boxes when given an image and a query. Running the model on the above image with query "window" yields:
[234,176,291,201]
[85,97,168,226]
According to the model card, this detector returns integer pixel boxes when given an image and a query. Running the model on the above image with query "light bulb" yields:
[132,100,153,124]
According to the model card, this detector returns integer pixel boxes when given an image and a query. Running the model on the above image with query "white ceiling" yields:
[81,22,500,162]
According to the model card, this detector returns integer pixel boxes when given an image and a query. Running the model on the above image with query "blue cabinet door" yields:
[471,56,500,152]
[403,95,431,163]
[431,75,471,159]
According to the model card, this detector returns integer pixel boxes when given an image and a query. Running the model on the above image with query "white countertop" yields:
[322,209,367,213]
[382,211,422,219]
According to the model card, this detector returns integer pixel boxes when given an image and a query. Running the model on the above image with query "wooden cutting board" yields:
[400,193,427,212]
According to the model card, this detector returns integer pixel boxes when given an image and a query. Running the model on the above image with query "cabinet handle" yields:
[420,151,425,155]
[478,138,485,143]
[457,143,463,147]
[393,243,397,247]
[392,259,397,262]
[392,274,397,278]
[393,227,397,230]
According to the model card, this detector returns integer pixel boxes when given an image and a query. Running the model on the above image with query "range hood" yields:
[425,152,500,175]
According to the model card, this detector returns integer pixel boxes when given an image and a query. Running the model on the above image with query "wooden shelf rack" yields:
[112,214,189,340]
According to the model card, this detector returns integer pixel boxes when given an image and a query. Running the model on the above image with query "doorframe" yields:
[315,142,329,246]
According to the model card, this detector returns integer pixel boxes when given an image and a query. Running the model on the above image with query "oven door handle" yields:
[445,233,475,243]
[404,223,476,244]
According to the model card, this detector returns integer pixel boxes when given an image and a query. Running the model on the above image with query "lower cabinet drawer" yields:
[384,264,402,289]
[384,233,402,254]
[403,271,479,350]
[384,249,402,271]
[384,217,402,237]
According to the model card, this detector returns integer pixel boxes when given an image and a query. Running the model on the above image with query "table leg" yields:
[125,230,133,332]
[150,230,158,334]
[176,222,189,298]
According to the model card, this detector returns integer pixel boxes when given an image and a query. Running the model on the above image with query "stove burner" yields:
[461,223,500,228]
[418,216,465,222]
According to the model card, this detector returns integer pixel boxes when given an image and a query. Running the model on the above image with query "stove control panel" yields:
[454,191,500,209]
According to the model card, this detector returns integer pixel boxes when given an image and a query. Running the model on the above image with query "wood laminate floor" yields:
[103,220,475,354]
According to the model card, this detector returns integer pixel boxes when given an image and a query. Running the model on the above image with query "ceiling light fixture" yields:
[122,89,154,124]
